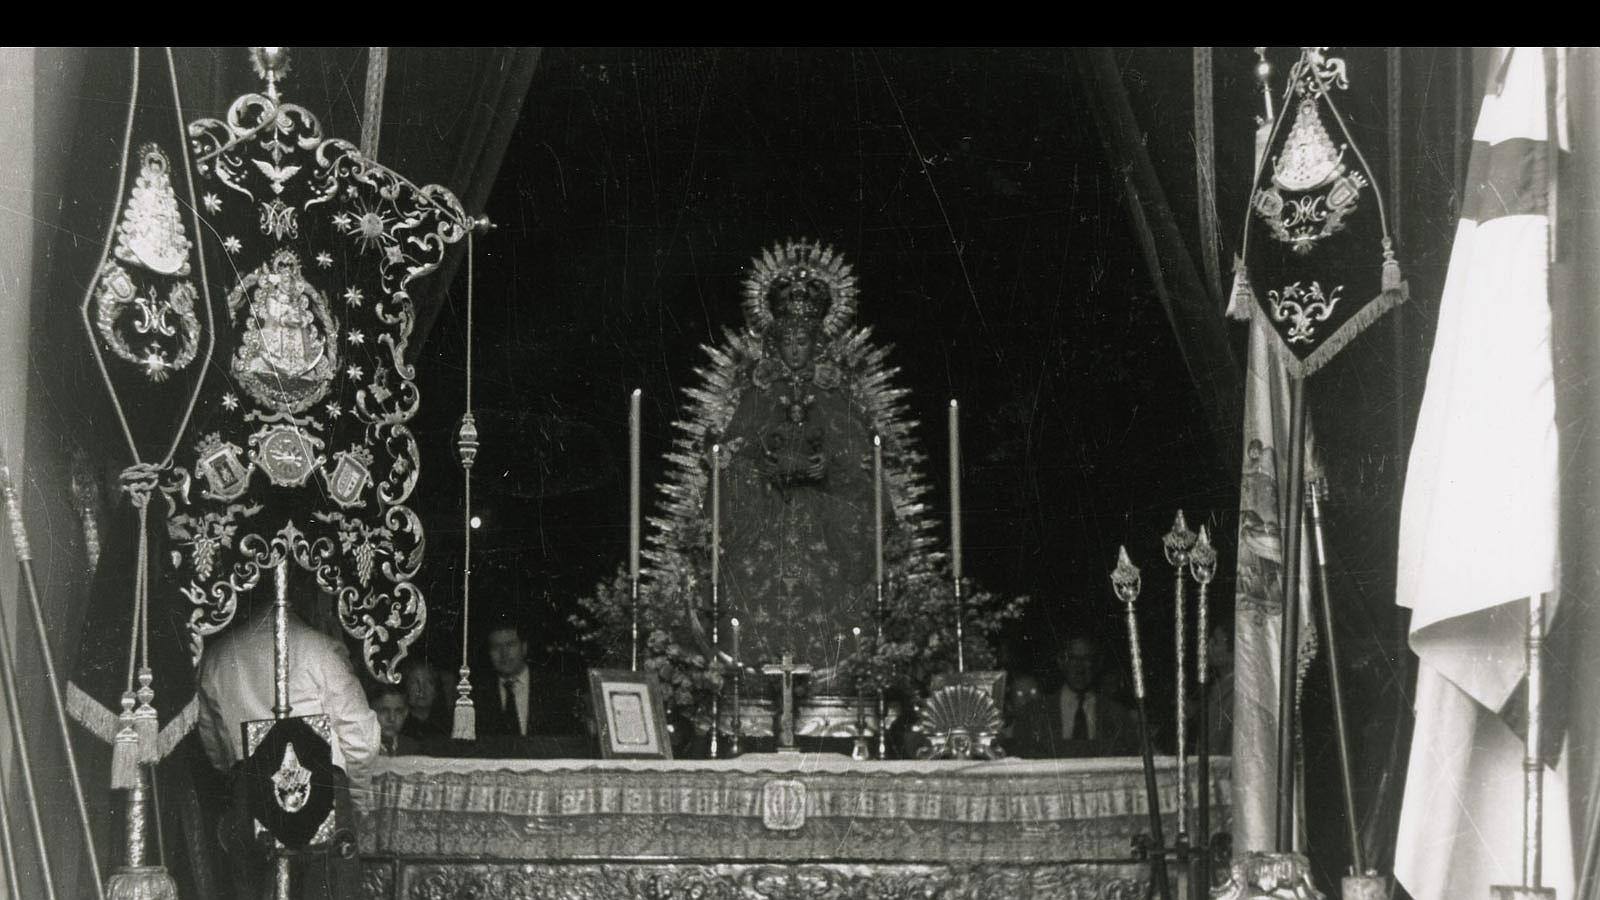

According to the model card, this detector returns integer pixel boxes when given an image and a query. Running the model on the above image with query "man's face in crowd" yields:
[405,668,437,711]
[487,627,528,678]
[1061,638,1099,694]
[373,692,408,738]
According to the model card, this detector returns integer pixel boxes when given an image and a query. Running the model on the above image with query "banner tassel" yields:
[451,668,476,741]
[110,692,140,790]
[1382,238,1404,294]
[132,668,158,764]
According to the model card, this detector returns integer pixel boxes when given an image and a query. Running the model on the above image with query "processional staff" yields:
[1190,525,1218,895]
[1113,547,1173,900]
[1163,510,1197,843]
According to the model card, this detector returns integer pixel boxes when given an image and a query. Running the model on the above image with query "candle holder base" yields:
[1342,873,1390,900]
[1212,852,1324,900]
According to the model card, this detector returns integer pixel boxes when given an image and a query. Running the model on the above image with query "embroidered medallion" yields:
[93,261,201,381]
[194,432,252,501]
[229,250,338,414]
[325,447,373,509]
[249,423,325,487]
[1250,50,1368,255]
[271,743,312,813]
[113,144,193,277]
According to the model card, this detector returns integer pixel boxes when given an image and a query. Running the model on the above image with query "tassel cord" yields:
[0,582,61,900]
[462,229,473,668]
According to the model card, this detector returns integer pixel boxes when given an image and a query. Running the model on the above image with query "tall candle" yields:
[873,434,884,590]
[730,617,740,663]
[629,389,641,581]
[948,399,962,583]
[710,443,721,593]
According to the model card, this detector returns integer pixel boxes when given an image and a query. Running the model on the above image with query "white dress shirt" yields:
[1058,686,1097,740]
[196,610,379,803]
[500,667,530,736]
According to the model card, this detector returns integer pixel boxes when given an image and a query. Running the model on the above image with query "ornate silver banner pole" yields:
[272,557,292,900]
[1113,546,1173,900]
[1163,509,1197,845]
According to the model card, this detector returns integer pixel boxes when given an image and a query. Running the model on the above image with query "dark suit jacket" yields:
[469,668,587,757]
[1008,687,1140,758]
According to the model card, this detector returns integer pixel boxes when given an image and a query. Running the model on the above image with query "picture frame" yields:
[588,668,673,760]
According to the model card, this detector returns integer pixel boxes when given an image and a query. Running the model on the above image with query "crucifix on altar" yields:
[761,653,814,753]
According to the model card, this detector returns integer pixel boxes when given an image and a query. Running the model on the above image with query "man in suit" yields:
[1010,633,1139,758]
[471,621,585,756]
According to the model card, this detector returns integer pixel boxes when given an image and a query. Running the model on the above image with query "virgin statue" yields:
[643,240,943,679]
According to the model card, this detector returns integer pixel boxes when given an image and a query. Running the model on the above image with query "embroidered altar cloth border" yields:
[363,754,1231,864]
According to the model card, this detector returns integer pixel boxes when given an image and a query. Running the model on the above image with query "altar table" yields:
[360,754,1231,899]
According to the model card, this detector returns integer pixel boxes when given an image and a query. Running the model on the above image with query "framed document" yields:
[588,669,673,760]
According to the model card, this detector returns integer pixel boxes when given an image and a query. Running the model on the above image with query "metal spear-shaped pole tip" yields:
[249,47,291,89]
[1163,510,1197,567]
[1189,525,1218,585]
[1111,546,1142,607]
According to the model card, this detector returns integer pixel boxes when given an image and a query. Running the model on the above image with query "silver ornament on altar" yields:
[913,684,1003,761]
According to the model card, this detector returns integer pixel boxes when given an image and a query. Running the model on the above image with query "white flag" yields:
[1395,47,1572,900]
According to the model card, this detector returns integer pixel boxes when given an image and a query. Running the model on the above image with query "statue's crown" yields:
[743,239,858,337]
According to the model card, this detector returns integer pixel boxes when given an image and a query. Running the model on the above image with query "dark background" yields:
[413,47,1238,686]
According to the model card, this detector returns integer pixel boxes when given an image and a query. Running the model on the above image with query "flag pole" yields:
[1308,479,1389,900]
[1275,375,1308,851]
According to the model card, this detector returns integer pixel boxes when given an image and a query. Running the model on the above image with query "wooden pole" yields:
[1275,377,1308,851]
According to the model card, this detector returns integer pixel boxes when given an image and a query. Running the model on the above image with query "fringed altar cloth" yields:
[361,755,1230,899]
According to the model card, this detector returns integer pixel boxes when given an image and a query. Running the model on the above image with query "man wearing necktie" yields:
[471,620,586,756]
[1010,633,1138,758]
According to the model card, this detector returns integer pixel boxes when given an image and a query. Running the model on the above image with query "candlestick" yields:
[729,617,741,757]
[710,443,721,593]
[949,400,965,672]
[630,389,641,580]
[948,400,961,582]
[630,389,642,671]
[873,434,884,590]
[1162,510,1197,838]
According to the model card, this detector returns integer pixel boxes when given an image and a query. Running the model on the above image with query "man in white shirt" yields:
[195,568,378,897]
